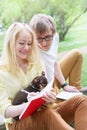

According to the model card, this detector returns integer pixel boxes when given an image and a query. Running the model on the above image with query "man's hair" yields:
[29,14,56,35]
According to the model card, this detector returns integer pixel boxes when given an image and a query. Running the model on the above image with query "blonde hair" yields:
[0,22,42,75]
[29,14,56,35]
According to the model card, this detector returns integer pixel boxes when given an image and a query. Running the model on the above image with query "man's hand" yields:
[63,85,79,92]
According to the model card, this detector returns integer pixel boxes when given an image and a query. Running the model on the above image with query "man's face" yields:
[36,29,53,51]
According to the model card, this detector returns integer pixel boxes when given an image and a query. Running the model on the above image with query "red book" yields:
[19,95,45,120]
[19,80,53,120]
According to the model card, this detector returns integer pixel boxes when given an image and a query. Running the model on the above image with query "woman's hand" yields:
[42,88,56,104]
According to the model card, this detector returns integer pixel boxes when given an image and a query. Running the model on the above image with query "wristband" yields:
[61,82,68,88]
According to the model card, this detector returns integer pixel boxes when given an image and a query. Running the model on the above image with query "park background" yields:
[0,0,87,86]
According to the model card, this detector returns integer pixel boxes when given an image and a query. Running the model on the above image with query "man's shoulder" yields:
[53,33,59,45]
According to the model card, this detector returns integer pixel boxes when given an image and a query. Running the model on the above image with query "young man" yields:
[29,13,83,93]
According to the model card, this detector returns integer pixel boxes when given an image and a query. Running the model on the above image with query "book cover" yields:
[19,80,53,120]
[19,95,45,120]
[56,90,82,100]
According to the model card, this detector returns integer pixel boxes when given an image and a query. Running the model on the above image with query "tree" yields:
[47,0,87,40]
[0,0,87,41]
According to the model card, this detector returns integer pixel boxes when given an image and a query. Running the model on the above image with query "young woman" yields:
[0,22,59,130]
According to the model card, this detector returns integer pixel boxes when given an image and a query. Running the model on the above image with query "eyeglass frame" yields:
[37,35,53,43]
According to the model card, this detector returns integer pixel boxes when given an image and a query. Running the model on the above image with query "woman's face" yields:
[15,30,32,61]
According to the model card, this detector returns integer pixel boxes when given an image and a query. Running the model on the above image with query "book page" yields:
[56,90,82,100]
[41,79,54,93]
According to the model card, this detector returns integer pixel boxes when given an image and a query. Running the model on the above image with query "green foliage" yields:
[52,0,87,40]
[59,12,87,52]
[0,33,4,53]
[0,0,21,28]
[0,0,87,42]
[0,0,87,39]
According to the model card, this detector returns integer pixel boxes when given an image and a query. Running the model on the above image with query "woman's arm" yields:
[5,103,28,118]
[5,91,40,118]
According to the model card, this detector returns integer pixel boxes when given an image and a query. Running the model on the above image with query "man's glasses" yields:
[37,35,53,43]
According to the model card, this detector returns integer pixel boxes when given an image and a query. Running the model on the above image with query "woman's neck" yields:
[17,58,28,73]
